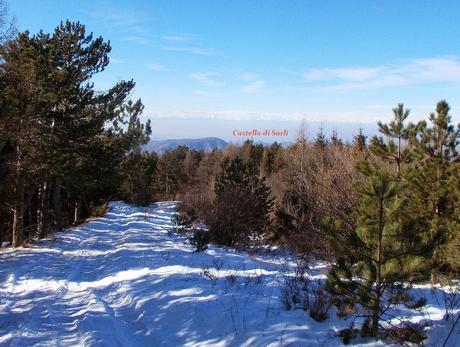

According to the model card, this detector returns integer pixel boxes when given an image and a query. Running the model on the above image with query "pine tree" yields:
[353,128,368,153]
[314,125,328,149]
[117,100,154,205]
[330,130,343,146]
[0,20,144,245]
[369,103,412,178]
[445,162,460,272]
[325,162,426,337]
[260,142,281,176]
[405,100,460,271]
[207,157,273,247]
[152,146,188,199]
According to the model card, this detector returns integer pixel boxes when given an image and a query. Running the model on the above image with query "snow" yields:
[0,201,458,346]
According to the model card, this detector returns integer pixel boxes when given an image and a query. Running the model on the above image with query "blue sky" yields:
[10,0,460,140]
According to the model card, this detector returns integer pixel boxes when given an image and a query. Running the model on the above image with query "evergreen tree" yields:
[152,146,188,199]
[370,103,412,178]
[405,100,460,271]
[314,126,328,149]
[353,128,368,152]
[325,162,426,338]
[117,99,153,206]
[444,162,460,272]
[0,21,145,246]
[330,130,343,146]
[260,142,281,176]
[207,157,273,247]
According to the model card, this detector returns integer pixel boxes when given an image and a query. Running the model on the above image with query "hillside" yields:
[144,137,228,154]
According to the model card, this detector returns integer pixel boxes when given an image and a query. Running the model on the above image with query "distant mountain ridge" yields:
[144,137,228,154]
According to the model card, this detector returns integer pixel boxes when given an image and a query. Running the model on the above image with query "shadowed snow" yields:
[0,201,458,346]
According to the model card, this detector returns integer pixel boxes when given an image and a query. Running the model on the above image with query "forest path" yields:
[0,201,319,347]
[0,201,455,346]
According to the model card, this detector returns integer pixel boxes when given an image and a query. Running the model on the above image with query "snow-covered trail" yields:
[0,201,458,346]
[0,202,318,346]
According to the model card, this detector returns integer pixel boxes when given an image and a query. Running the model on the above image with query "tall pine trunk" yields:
[53,176,63,231]
[37,175,50,238]
[12,144,24,247]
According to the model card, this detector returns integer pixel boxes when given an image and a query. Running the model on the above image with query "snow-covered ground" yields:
[0,201,458,346]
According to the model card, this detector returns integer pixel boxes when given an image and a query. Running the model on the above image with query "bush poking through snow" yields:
[189,229,209,252]
[405,296,427,310]
[382,322,427,345]
[172,206,198,232]
[280,264,310,311]
[309,285,332,322]
[338,327,360,345]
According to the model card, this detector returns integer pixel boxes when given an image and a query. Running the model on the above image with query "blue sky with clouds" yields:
[10,0,460,140]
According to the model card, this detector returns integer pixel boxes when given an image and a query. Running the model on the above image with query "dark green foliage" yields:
[330,130,343,146]
[117,100,154,206]
[404,101,460,273]
[314,126,328,149]
[0,21,150,246]
[207,156,274,247]
[240,139,264,170]
[260,142,282,176]
[338,327,360,344]
[152,146,191,200]
[369,103,412,178]
[325,162,426,337]
[189,229,209,252]
[323,101,460,343]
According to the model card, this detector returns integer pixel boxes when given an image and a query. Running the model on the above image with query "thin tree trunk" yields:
[372,196,385,337]
[12,144,24,247]
[73,200,80,225]
[53,176,63,231]
[37,176,50,238]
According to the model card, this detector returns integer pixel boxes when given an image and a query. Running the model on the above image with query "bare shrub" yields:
[382,322,427,345]
[212,258,224,271]
[274,143,361,260]
[201,267,217,286]
[280,262,311,311]
[309,284,332,322]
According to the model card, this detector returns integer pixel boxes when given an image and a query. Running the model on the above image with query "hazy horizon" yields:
[11,0,460,139]
[148,118,378,143]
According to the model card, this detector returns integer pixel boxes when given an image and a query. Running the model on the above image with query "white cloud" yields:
[110,58,124,64]
[162,34,196,42]
[241,73,265,93]
[303,56,460,91]
[162,46,216,56]
[305,67,382,82]
[367,104,434,110]
[146,63,167,71]
[122,36,149,45]
[146,109,381,123]
[242,80,265,93]
[189,72,223,86]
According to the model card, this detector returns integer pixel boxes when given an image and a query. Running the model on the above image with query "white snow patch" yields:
[0,201,458,346]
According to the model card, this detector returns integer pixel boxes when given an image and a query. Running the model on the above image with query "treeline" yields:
[129,106,459,280]
[151,103,459,340]
[0,21,151,246]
